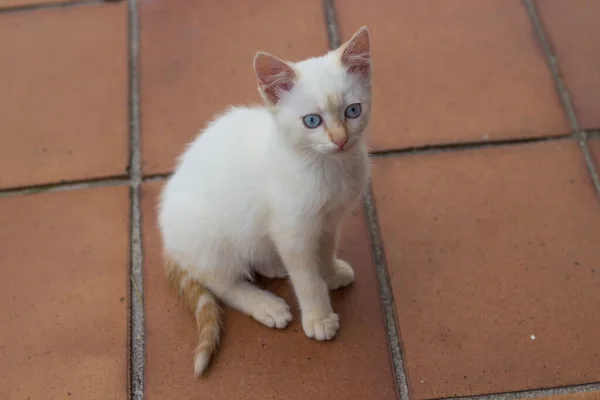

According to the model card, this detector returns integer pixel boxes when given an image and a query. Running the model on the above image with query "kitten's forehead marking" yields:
[326,94,339,115]
[326,94,347,127]
[325,94,348,145]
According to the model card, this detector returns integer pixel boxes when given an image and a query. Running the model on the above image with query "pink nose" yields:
[334,137,348,150]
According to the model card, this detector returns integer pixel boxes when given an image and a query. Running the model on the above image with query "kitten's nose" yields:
[327,126,348,151]
[334,137,348,150]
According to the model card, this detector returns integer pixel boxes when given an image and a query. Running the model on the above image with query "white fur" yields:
[194,293,213,316]
[194,352,211,377]
[158,29,372,344]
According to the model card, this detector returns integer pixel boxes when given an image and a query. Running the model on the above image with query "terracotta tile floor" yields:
[1,1,599,400]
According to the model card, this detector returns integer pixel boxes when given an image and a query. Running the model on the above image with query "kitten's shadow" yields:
[254,274,354,310]
[200,274,355,379]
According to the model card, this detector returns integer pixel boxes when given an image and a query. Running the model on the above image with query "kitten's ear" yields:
[254,52,297,105]
[339,26,371,80]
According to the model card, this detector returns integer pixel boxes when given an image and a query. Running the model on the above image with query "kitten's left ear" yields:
[339,26,371,80]
[254,52,297,105]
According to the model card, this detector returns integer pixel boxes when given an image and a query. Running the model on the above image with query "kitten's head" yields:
[254,27,372,156]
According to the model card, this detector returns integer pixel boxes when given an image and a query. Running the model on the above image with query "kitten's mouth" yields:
[333,140,354,154]
[334,138,348,152]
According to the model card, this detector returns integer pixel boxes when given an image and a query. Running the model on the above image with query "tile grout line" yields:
[0,130,590,199]
[437,381,600,400]
[321,1,410,399]
[0,176,129,197]
[522,0,578,132]
[0,0,104,14]
[522,0,600,199]
[0,131,581,199]
[363,188,411,400]
[322,0,340,55]
[369,135,571,159]
[127,0,144,399]
[142,172,172,182]
[0,128,588,199]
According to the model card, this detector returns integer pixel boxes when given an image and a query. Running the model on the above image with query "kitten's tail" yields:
[165,257,222,377]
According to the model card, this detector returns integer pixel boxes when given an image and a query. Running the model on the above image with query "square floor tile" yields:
[536,0,600,129]
[336,0,569,151]
[0,2,128,189]
[142,181,397,400]
[0,186,129,399]
[139,0,329,174]
[371,141,600,399]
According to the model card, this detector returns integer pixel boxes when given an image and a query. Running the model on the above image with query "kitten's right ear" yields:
[254,52,297,105]
[340,26,371,80]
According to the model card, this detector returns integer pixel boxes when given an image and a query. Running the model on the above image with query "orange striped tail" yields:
[165,258,222,377]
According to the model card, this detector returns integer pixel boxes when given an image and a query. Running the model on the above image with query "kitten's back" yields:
[178,106,274,169]
[159,105,277,256]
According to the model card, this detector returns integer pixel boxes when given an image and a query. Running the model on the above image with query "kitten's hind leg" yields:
[209,280,292,329]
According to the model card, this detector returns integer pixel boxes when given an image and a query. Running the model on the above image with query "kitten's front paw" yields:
[251,294,293,329]
[302,311,340,341]
[325,259,355,290]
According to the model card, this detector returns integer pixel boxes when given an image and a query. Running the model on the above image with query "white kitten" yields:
[158,26,373,377]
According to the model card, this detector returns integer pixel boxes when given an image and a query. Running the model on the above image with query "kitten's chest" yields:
[302,156,369,212]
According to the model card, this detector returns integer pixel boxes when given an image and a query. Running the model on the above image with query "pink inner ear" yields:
[254,53,296,104]
[341,28,371,79]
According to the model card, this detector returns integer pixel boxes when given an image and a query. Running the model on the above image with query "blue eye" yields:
[344,103,362,119]
[302,114,322,129]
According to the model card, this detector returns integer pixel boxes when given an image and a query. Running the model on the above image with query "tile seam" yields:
[127,0,144,399]
[0,0,104,14]
[0,131,581,199]
[142,173,172,182]
[363,188,411,400]
[522,0,579,133]
[437,381,600,400]
[369,135,571,159]
[322,0,340,50]
[322,1,410,399]
[0,176,129,197]
[141,132,571,181]
[135,132,591,185]
[522,0,600,198]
